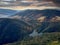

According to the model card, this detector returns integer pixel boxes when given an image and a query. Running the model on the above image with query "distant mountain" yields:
[12,9,60,22]
[15,9,60,16]
[11,9,60,27]
[12,9,60,33]
[0,9,19,18]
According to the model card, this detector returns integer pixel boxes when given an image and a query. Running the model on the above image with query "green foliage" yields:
[5,32,60,45]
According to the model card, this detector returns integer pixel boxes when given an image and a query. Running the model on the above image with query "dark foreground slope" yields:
[0,18,32,44]
[5,32,60,45]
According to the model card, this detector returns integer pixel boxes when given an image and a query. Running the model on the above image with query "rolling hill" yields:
[0,9,60,44]
[0,18,33,44]
[11,9,60,33]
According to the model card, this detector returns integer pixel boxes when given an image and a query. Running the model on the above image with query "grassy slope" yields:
[5,32,60,45]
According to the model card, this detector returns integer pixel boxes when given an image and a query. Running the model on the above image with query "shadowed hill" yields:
[14,9,60,17]
[0,18,33,45]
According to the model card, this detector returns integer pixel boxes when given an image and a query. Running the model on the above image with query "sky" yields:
[0,0,60,10]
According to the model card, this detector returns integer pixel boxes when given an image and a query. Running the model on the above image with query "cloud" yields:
[1,0,16,1]
[44,0,60,6]
[0,0,60,10]
[0,0,55,6]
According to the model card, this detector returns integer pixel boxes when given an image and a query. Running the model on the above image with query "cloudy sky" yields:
[0,0,60,10]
